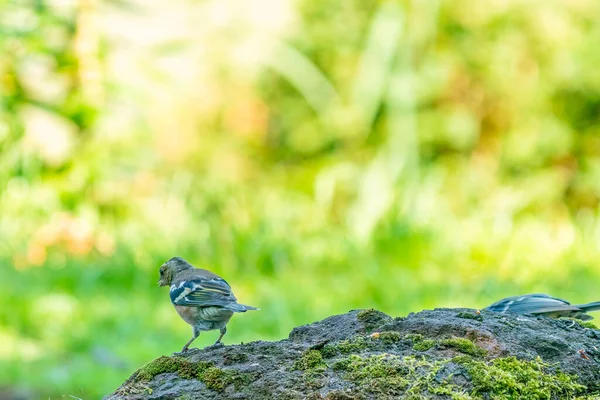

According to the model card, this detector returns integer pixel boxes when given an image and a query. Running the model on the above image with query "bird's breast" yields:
[174,305,202,326]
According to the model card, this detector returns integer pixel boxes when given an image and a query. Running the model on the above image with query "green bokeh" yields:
[1,0,600,398]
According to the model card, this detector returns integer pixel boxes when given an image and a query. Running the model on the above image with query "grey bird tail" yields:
[226,303,260,313]
[576,301,600,312]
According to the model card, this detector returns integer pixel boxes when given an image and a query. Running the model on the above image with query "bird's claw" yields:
[205,342,224,350]
[172,349,190,356]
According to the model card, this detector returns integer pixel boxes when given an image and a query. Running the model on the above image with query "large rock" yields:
[105,308,600,399]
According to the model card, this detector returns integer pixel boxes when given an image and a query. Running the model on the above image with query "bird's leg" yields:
[215,326,227,345]
[175,327,200,355]
[181,335,199,352]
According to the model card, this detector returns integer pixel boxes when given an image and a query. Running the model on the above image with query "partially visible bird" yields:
[158,257,259,353]
[485,293,600,321]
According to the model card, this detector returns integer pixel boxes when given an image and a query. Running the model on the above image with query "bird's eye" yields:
[160,269,164,275]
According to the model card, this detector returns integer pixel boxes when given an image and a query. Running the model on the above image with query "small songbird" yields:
[485,293,600,321]
[158,257,259,353]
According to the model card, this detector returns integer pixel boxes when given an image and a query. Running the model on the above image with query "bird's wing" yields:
[528,305,582,314]
[170,278,237,307]
[485,294,572,314]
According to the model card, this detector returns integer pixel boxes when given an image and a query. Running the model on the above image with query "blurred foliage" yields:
[2,0,600,398]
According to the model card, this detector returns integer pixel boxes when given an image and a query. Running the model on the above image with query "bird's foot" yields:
[204,342,224,350]
[172,348,191,356]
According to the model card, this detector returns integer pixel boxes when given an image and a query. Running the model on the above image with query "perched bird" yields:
[158,257,258,353]
[485,293,600,321]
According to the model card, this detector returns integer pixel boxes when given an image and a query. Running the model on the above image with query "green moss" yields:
[580,321,598,329]
[229,372,256,390]
[321,336,370,357]
[293,350,327,372]
[321,331,402,357]
[196,361,215,373]
[457,311,484,322]
[332,358,352,371]
[177,363,198,380]
[134,344,587,398]
[320,344,339,358]
[199,367,254,393]
[334,354,468,397]
[179,360,210,380]
[456,356,586,398]
[325,390,359,399]
[378,331,401,344]
[440,337,487,357]
[335,354,409,395]
[406,333,435,351]
[413,339,436,352]
[136,356,186,381]
[402,357,466,399]
[201,367,232,392]
[565,318,598,330]
[134,356,250,393]
[333,353,586,398]
[135,356,216,382]
[451,355,472,364]
[356,309,390,332]
[405,333,424,341]
[337,337,369,354]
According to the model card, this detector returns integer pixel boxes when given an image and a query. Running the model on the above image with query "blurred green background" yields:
[2,0,600,398]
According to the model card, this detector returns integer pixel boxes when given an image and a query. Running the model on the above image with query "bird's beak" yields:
[158,279,165,287]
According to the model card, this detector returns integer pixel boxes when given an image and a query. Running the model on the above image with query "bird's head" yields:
[158,256,193,287]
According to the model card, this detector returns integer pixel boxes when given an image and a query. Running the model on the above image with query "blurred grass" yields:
[2,0,600,398]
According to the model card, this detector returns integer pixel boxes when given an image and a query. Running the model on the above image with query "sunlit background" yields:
[2,0,600,397]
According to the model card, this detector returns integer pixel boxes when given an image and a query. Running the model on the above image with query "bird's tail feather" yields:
[226,303,260,312]
[576,301,600,312]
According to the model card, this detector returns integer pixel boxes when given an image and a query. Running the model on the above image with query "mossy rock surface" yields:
[106,308,600,399]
